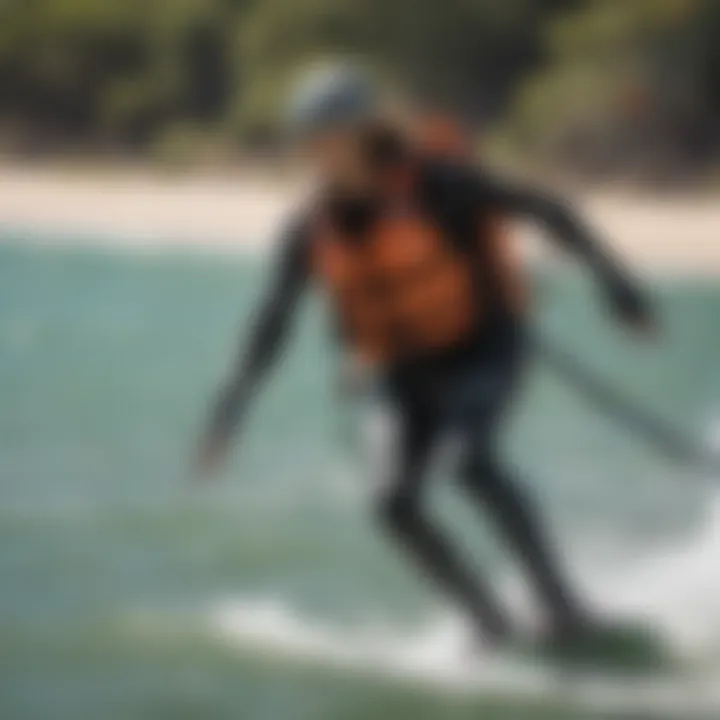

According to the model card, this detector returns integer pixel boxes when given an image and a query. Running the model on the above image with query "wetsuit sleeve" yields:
[208,216,311,441]
[472,171,652,322]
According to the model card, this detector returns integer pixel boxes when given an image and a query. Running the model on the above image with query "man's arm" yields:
[199,218,310,472]
[475,173,654,329]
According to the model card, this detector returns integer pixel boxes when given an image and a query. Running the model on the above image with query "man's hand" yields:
[196,431,232,481]
[195,379,248,481]
[607,279,658,339]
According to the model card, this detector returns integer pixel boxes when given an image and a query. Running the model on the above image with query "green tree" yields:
[508,0,720,176]
[235,0,577,137]
[0,0,237,147]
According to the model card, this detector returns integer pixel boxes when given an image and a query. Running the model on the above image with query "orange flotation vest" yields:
[313,209,481,364]
[312,119,524,366]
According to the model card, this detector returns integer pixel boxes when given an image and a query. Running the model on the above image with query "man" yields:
[198,65,654,648]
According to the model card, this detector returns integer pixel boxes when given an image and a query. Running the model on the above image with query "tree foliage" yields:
[0,0,234,147]
[0,0,717,174]
[507,0,720,175]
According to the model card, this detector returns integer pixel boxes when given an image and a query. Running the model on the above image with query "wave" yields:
[587,494,720,657]
[208,597,719,716]
[206,498,720,715]
[590,422,720,655]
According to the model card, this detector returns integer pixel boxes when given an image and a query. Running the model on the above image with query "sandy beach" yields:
[0,164,717,272]
[0,165,295,252]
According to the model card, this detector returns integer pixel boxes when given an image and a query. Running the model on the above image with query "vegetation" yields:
[509,0,720,179]
[0,0,718,177]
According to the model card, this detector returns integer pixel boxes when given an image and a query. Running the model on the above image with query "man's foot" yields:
[468,612,515,654]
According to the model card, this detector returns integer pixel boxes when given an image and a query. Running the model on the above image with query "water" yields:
[2,240,720,719]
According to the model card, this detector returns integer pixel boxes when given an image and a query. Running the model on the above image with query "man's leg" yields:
[375,405,511,644]
[447,327,590,637]
[459,449,590,636]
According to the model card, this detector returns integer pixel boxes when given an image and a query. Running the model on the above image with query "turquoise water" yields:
[2,241,720,719]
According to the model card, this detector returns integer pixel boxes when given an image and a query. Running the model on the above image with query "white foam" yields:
[587,494,720,656]
[211,597,553,692]
[202,422,720,713]
[207,500,720,713]
[209,595,720,715]
[587,421,720,655]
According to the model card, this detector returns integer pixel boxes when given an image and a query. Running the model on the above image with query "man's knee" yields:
[458,446,494,486]
[460,451,530,507]
[377,488,420,531]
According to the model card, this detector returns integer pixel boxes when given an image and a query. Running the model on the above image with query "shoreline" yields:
[0,164,297,253]
[0,164,718,272]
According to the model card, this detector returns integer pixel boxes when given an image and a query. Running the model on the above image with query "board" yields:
[504,621,675,674]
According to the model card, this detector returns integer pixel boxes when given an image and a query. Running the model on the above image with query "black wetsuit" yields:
[209,157,649,642]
